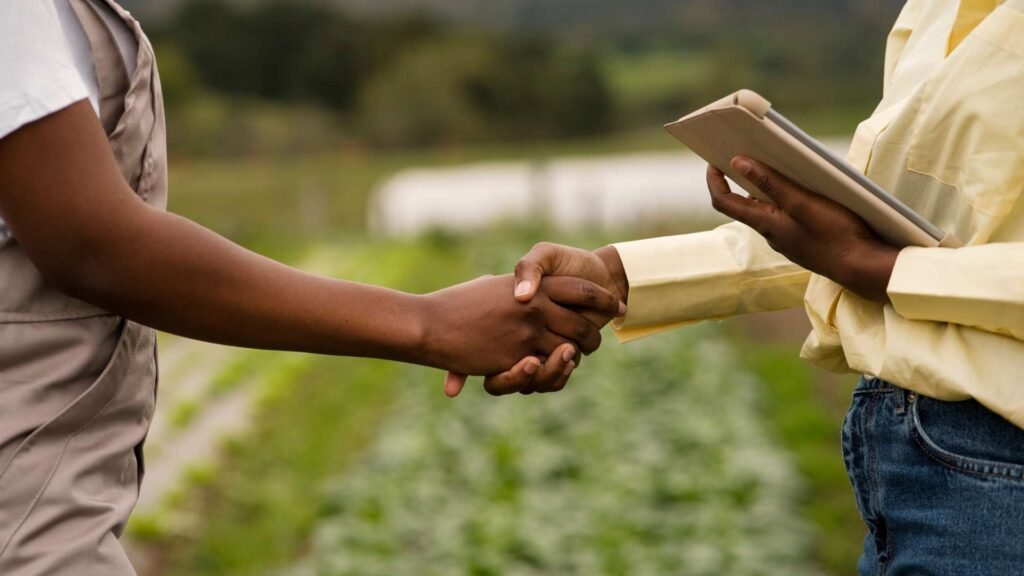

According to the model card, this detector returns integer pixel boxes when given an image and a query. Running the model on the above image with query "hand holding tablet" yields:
[665,89,962,249]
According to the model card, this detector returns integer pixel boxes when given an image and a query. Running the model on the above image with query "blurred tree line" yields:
[148,0,900,156]
[151,0,610,152]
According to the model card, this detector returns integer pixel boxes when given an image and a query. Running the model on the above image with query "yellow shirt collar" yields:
[949,0,1003,53]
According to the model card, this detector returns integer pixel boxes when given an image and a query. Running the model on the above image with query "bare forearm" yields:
[2,102,619,385]
[67,206,432,363]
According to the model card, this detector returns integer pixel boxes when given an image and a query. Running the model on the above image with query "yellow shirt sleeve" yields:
[611,222,810,342]
[888,244,1024,341]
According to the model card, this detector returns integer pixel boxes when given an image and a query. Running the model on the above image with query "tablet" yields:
[665,89,962,248]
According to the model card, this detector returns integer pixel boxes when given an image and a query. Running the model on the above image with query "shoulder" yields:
[0,0,89,141]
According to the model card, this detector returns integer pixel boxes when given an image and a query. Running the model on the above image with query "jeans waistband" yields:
[856,376,898,392]
[856,376,916,415]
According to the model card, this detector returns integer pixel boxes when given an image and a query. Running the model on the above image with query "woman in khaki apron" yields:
[0,1,622,572]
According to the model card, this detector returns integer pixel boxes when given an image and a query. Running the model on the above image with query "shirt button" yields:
[907,392,917,403]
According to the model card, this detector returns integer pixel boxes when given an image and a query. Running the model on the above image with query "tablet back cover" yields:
[665,90,941,248]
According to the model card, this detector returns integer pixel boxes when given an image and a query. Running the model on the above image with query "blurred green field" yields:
[133,131,867,575]
[86,33,883,562]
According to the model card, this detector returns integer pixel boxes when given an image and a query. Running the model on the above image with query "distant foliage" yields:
[153,0,612,148]
[357,35,611,147]
[148,0,900,152]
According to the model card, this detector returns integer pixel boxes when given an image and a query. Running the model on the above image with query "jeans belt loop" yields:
[893,384,907,415]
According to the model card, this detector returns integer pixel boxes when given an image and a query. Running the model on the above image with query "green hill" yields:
[123,0,904,34]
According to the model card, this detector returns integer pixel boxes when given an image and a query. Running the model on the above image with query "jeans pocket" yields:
[910,395,1024,482]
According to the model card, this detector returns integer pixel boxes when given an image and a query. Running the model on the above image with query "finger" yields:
[540,276,622,318]
[580,309,611,327]
[444,372,468,398]
[538,307,602,355]
[522,343,575,395]
[731,156,812,221]
[538,347,578,393]
[513,242,563,302]
[707,163,779,235]
[542,362,576,394]
[482,356,541,397]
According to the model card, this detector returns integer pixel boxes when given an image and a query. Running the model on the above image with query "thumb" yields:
[444,372,468,398]
[512,261,544,302]
[513,243,560,302]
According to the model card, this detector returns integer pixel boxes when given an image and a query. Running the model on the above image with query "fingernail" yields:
[733,157,753,175]
[514,281,533,298]
[524,360,539,375]
[618,301,627,316]
[562,346,575,362]
[563,361,576,376]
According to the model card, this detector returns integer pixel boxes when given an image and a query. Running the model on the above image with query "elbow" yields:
[42,251,123,308]
[31,232,129,310]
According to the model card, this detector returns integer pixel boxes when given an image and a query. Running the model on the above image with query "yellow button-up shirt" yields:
[613,0,1024,428]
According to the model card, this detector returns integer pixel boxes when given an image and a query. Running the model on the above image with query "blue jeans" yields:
[842,377,1024,575]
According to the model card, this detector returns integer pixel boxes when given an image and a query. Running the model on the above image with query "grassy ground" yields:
[135,235,866,576]
[142,239,823,576]
[747,346,864,573]
[727,311,865,574]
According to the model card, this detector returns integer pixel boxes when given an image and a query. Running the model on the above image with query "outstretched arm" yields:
[0,100,619,387]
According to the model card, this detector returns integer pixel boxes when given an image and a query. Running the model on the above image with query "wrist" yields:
[838,241,899,304]
[594,245,629,303]
[407,293,446,369]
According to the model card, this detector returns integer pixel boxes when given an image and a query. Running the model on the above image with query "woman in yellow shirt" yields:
[506,0,1024,572]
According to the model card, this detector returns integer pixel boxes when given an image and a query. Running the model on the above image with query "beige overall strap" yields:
[68,0,131,135]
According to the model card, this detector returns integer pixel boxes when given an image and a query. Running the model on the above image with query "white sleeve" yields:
[0,0,90,141]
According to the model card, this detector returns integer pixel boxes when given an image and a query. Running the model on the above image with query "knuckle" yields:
[578,280,596,303]
[789,199,807,218]
[532,241,555,256]
[513,260,535,278]
[517,326,536,347]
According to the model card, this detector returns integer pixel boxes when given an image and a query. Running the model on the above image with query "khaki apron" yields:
[0,1,166,573]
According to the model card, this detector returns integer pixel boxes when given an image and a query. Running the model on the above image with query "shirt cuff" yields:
[611,224,809,342]
[888,246,1024,340]
[612,231,743,335]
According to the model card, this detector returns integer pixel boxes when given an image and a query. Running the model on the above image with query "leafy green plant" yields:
[286,328,818,576]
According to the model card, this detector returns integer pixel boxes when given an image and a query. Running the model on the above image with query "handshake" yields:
[422,242,629,398]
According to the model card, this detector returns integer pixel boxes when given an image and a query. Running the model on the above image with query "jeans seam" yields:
[865,395,889,573]
[882,523,894,576]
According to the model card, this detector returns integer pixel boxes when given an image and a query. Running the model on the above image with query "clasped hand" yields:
[438,156,900,399]
[439,243,629,398]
